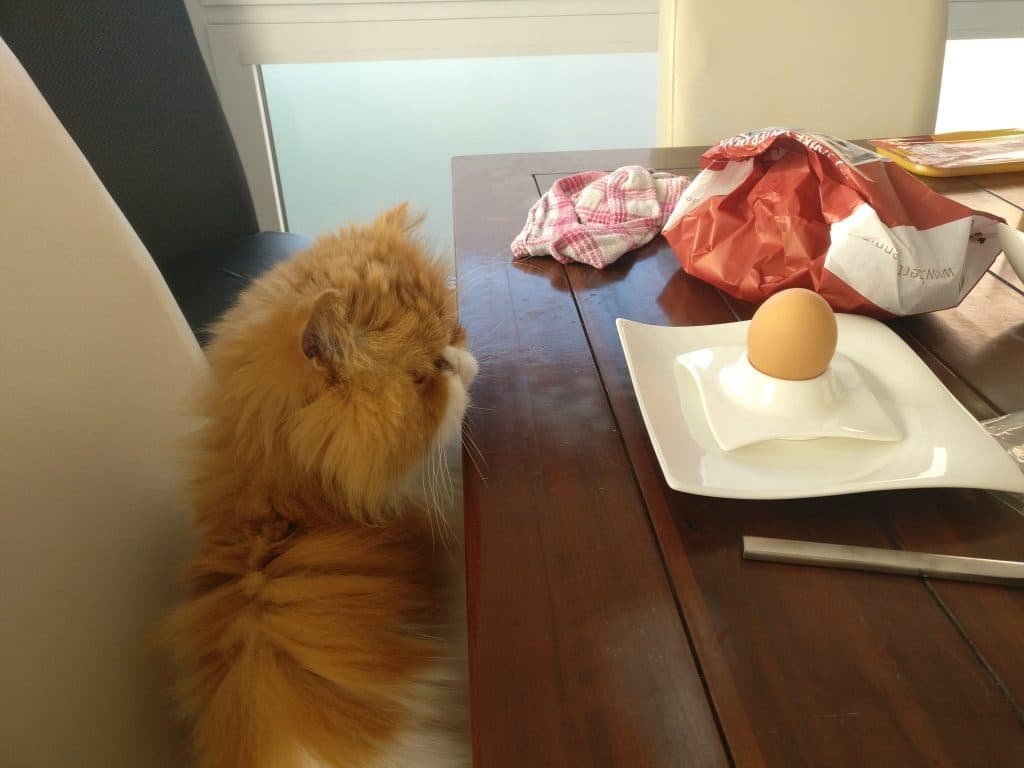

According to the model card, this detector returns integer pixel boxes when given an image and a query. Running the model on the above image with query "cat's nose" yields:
[443,346,477,388]
[458,351,478,388]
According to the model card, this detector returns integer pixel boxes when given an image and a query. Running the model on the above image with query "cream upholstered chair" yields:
[0,36,204,766]
[657,0,948,146]
[1,0,313,346]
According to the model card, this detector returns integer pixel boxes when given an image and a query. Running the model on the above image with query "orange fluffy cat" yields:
[163,205,476,768]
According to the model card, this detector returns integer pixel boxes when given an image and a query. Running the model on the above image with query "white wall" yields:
[186,0,1024,231]
[935,37,1024,131]
[262,53,658,251]
[188,0,659,230]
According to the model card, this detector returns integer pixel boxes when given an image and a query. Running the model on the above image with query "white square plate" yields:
[616,315,1024,499]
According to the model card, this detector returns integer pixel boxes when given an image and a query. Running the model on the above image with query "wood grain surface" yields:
[454,146,1024,767]
[453,150,727,768]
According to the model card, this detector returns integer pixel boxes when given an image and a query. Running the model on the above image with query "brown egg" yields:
[747,288,837,380]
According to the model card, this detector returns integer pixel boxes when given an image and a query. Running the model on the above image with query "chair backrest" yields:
[0,0,258,275]
[0,35,205,767]
[657,0,948,145]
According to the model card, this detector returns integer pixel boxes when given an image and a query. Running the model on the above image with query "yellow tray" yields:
[869,129,1024,177]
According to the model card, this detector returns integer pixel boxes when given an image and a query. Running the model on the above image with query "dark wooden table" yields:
[452,146,1024,767]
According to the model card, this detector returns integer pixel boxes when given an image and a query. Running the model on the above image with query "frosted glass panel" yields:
[262,54,658,257]
[935,39,1024,132]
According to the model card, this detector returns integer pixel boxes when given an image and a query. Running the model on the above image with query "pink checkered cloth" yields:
[510,165,690,268]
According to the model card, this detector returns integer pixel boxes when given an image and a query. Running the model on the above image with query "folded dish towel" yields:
[510,165,690,268]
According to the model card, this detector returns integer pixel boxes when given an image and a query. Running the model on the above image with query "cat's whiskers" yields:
[420,438,457,557]
[421,462,440,554]
[439,444,460,552]
[435,444,458,553]
[460,422,488,483]
[452,261,503,290]
[423,448,440,516]
[460,363,495,382]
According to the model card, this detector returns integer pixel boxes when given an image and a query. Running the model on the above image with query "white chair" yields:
[657,0,948,145]
[0,36,205,766]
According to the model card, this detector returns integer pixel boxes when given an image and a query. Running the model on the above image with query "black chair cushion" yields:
[163,231,313,345]
[0,1,260,275]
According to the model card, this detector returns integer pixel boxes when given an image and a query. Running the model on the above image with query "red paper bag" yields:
[661,129,1004,316]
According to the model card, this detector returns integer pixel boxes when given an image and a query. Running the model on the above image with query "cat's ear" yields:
[374,202,424,232]
[300,289,347,373]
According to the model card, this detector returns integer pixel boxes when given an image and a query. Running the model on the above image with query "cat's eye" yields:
[434,357,453,373]
[410,371,427,385]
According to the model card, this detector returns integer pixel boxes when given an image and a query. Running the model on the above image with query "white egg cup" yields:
[998,222,1024,284]
[676,346,902,451]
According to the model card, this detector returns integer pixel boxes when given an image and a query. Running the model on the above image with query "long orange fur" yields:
[162,205,473,768]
